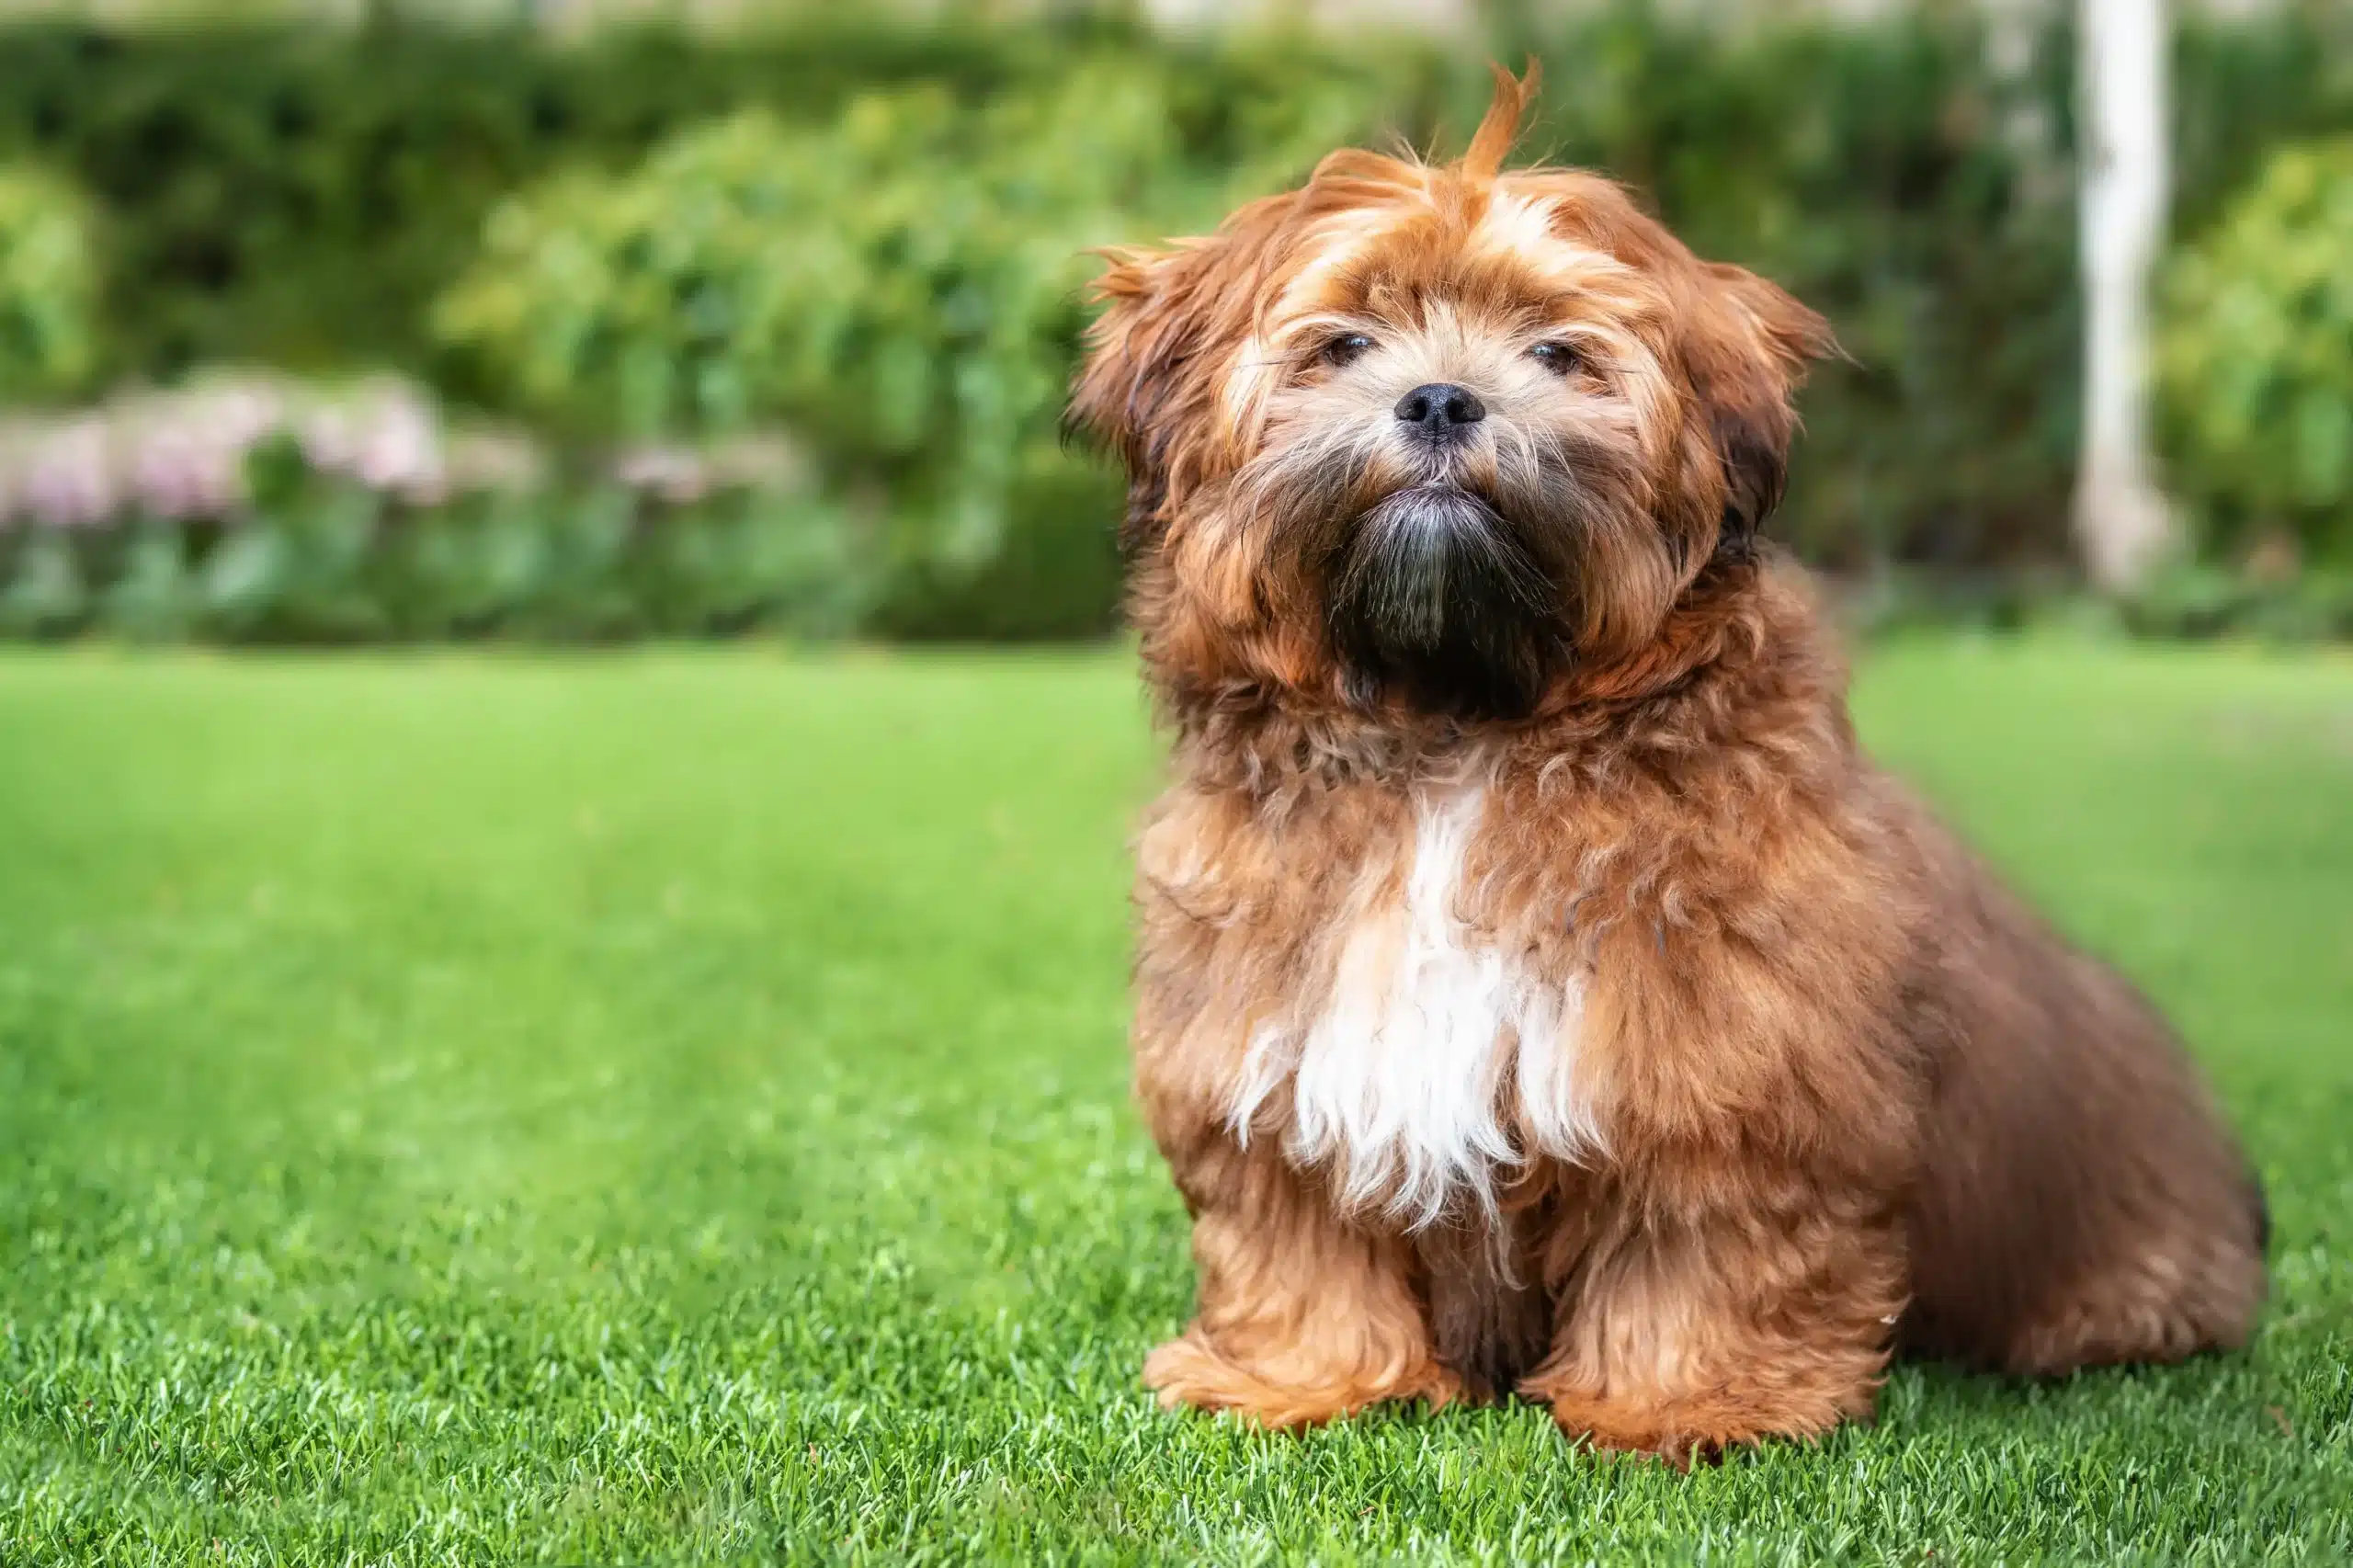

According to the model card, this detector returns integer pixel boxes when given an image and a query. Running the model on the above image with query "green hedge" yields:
[2159,136,2353,569]
[0,19,1438,386]
[0,6,2348,642]
[0,23,978,380]
[0,164,96,400]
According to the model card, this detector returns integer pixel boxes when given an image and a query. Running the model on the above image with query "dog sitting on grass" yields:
[1066,63,2268,1462]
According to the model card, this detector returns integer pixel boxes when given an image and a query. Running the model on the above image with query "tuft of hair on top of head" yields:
[1461,58,1542,182]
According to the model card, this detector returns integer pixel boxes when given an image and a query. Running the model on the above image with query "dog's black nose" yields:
[1394,382,1485,435]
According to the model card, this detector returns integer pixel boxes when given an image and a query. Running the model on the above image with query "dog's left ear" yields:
[1689,262,1836,550]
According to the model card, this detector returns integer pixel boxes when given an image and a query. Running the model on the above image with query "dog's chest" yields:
[1230,783,1597,1226]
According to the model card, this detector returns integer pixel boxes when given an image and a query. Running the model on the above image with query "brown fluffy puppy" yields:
[1069,65,2267,1461]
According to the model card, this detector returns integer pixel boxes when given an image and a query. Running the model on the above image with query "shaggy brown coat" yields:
[1070,66,2265,1461]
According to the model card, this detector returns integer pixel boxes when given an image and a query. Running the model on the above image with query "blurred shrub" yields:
[2158,137,2353,570]
[0,23,1034,380]
[0,476,870,645]
[0,374,862,642]
[2121,561,2353,643]
[0,165,97,401]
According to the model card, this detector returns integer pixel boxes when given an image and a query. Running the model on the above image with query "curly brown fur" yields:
[1074,64,2266,1461]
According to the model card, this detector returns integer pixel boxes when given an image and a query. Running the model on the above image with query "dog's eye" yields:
[1529,342,1581,374]
[1321,333,1376,368]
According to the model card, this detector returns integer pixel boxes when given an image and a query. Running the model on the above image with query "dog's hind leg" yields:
[1895,851,2268,1377]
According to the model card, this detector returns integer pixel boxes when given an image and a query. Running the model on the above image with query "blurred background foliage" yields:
[0,163,96,399]
[2159,136,2353,570]
[0,2,2348,642]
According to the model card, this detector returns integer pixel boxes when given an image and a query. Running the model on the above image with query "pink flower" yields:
[19,418,114,528]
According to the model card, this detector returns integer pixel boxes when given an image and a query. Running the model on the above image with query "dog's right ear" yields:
[1068,198,1293,554]
[1067,246,1195,552]
[1072,240,1259,556]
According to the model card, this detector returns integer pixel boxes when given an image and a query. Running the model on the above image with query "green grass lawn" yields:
[1,637,2347,1565]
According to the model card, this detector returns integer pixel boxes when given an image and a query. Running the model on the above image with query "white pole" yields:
[2075,0,2176,593]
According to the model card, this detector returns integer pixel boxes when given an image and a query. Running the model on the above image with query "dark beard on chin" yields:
[1324,483,1564,721]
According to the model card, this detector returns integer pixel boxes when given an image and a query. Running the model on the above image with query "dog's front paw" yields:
[1143,1328,1460,1429]
[1538,1385,1862,1468]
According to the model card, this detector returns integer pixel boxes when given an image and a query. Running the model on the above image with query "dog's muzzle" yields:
[1327,483,1560,718]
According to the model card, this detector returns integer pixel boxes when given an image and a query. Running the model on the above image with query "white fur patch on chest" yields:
[1228,783,1597,1228]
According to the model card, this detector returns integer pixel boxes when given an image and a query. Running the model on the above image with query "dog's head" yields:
[1072,64,1831,720]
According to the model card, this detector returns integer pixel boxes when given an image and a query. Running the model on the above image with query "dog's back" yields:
[1883,788,2268,1373]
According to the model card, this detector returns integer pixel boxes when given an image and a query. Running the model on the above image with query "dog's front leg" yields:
[1144,1137,1460,1427]
[1520,1173,1906,1465]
